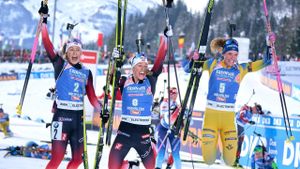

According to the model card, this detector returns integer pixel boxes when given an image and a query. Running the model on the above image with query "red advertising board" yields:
[81,50,97,64]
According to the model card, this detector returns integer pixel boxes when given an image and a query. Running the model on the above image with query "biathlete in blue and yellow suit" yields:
[108,38,167,169]
[184,36,274,166]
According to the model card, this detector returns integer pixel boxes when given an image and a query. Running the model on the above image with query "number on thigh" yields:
[51,121,63,140]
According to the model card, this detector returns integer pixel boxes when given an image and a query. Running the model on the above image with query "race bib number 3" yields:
[51,121,63,140]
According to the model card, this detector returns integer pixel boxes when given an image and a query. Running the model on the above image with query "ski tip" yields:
[16,104,22,115]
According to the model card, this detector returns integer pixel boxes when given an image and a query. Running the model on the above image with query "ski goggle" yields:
[254,145,266,153]
[254,147,263,153]
[222,39,239,54]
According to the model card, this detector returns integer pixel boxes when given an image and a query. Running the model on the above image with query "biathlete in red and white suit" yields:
[108,39,167,169]
[39,2,107,168]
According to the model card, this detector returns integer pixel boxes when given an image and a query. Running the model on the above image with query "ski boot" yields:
[232,158,239,167]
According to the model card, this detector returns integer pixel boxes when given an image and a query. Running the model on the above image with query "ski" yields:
[93,26,114,169]
[105,0,128,146]
[82,108,89,169]
[16,0,48,115]
[174,0,214,140]
[93,0,127,168]
[262,0,294,141]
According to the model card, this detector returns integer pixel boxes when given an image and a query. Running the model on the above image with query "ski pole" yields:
[157,129,171,153]
[82,92,89,169]
[246,114,259,167]
[188,140,195,169]
[246,89,255,105]
[237,123,255,138]
[105,0,128,146]
[262,0,293,141]
[159,79,167,103]
[16,0,48,115]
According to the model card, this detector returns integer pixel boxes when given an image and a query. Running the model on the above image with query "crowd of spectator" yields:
[0,49,50,63]
[0,48,299,64]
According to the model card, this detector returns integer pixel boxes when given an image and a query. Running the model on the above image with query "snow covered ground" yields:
[0,118,234,169]
[0,63,299,169]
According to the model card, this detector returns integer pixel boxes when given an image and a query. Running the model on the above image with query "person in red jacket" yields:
[108,40,167,169]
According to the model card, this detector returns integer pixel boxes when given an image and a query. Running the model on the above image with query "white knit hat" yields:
[66,38,82,52]
[130,53,148,68]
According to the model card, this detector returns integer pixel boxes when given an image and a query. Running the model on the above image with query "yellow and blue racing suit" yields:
[184,47,272,165]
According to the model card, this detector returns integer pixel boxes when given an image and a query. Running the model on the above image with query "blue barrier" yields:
[17,71,54,80]
[0,73,18,81]
[92,103,300,167]
[239,114,300,168]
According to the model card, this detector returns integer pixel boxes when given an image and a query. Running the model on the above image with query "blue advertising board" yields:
[239,114,300,168]
[92,104,300,168]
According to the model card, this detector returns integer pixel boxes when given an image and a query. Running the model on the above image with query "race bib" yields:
[51,121,63,140]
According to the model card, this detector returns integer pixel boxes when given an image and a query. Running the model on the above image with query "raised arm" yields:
[248,45,272,72]
[151,37,167,75]
[38,2,57,61]
[142,37,167,95]
[41,23,57,61]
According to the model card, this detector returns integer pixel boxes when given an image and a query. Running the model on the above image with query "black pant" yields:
[46,109,84,169]
[108,121,155,169]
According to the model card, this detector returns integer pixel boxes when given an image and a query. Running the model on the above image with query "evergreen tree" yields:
[103,0,299,61]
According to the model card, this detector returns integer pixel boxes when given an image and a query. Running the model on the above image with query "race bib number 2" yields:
[51,121,63,140]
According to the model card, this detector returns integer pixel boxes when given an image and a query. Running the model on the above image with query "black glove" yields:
[100,109,109,124]
[150,137,157,144]
[116,59,123,68]
[38,1,49,24]
[249,121,255,125]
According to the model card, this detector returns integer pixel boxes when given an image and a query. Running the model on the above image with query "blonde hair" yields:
[210,37,226,54]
